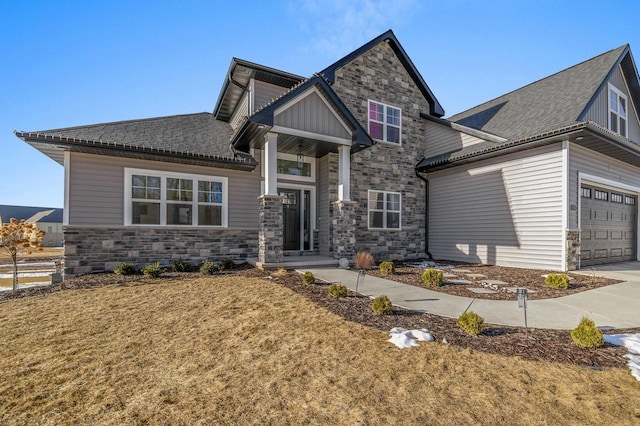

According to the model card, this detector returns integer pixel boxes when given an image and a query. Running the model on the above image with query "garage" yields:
[580,184,637,266]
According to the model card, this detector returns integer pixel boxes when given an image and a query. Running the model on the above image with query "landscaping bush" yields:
[422,268,444,286]
[301,271,315,284]
[328,284,348,299]
[379,261,395,275]
[545,273,570,289]
[171,258,191,272]
[354,251,375,270]
[372,295,392,315]
[570,317,604,348]
[200,260,220,275]
[142,261,163,278]
[114,262,136,276]
[457,311,484,335]
[220,258,235,270]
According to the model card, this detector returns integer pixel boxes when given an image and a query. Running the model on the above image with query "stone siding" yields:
[332,200,356,259]
[566,229,581,271]
[63,226,258,277]
[258,195,284,263]
[331,40,429,261]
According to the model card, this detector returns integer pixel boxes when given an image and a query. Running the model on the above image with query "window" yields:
[269,152,315,182]
[277,159,312,178]
[611,193,623,203]
[368,100,401,144]
[581,187,591,198]
[368,190,401,229]
[594,190,608,201]
[126,169,227,227]
[609,84,628,137]
[625,196,636,206]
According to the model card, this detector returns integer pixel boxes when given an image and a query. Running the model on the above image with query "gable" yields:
[274,88,351,140]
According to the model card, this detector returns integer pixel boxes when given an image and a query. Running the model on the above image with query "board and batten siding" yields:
[67,152,260,228]
[274,91,351,139]
[581,65,640,143]
[425,120,490,159]
[253,80,287,111]
[427,143,565,270]
[568,143,640,229]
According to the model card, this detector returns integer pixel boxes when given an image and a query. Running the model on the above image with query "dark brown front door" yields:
[280,189,301,250]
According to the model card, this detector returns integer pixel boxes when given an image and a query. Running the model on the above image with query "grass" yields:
[0,276,51,288]
[1,276,639,424]
[0,247,63,262]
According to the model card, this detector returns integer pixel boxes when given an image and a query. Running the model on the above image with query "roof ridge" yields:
[19,112,213,134]
[450,45,628,119]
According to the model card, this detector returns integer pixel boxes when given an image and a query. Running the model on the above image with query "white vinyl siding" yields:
[67,152,259,228]
[428,144,565,270]
[425,120,491,159]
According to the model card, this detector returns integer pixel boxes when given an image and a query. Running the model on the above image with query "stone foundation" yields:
[566,229,581,271]
[63,226,258,278]
[258,195,284,263]
[332,200,356,259]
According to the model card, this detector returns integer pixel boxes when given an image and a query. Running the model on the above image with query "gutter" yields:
[414,169,434,261]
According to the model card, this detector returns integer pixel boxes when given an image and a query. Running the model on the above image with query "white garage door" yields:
[581,185,637,266]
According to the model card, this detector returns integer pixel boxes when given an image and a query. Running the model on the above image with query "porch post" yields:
[264,132,278,196]
[338,145,351,201]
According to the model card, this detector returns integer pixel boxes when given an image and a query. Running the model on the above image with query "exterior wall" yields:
[67,152,260,228]
[582,65,640,143]
[63,226,258,277]
[317,154,337,256]
[568,143,640,229]
[427,144,566,270]
[230,91,249,130]
[330,40,429,261]
[253,80,287,110]
[38,221,63,247]
[425,120,489,159]
[274,91,351,139]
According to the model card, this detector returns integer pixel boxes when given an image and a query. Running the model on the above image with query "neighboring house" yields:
[14,30,640,276]
[0,205,64,247]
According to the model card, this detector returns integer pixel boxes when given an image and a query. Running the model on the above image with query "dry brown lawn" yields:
[1,276,639,425]
[0,247,63,262]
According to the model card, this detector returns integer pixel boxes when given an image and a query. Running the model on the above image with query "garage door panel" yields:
[610,230,623,240]
[625,248,634,256]
[594,249,608,259]
[611,212,623,222]
[594,210,609,221]
[611,248,623,257]
[581,208,592,221]
[594,230,608,239]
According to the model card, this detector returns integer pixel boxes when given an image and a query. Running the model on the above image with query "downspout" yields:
[415,169,434,261]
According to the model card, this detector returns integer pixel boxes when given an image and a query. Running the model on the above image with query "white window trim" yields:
[367,99,402,145]
[124,168,228,227]
[608,83,628,137]
[259,151,316,183]
[367,189,402,230]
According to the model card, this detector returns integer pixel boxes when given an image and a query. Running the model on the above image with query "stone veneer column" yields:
[566,229,581,271]
[332,200,357,259]
[258,194,284,264]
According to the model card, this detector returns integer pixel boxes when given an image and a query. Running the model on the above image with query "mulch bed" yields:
[1,262,636,370]
[366,262,622,300]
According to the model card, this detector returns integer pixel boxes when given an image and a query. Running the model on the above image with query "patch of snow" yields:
[388,328,435,348]
[388,333,419,348]
[409,329,434,342]
[604,334,640,382]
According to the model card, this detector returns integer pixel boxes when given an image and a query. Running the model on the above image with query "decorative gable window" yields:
[368,100,401,144]
[125,168,227,227]
[368,190,401,229]
[608,84,628,138]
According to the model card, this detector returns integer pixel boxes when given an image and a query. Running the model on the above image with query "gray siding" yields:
[253,80,287,110]
[274,91,351,139]
[425,120,488,159]
[427,144,565,270]
[68,152,259,228]
[568,143,640,229]
[230,91,249,130]
[582,65,640,143]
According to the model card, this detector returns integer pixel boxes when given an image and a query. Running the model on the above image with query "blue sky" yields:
[2,0,639,208]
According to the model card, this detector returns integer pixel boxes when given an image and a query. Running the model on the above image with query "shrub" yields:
[372,295,392,315]
[200,260,220,275]
[142,261,163,278]
[457,311,484,335]
[328,284,348,299]
[422,268,444,286]
[379,261,395,275]
[354,251,375,270]
[545,273,570,289]
[570,317,604,348]
[171,258,191,272]
[301,271,315,284]
[114,262,136,276]
[220,257,235,270]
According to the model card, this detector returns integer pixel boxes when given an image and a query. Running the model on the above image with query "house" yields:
[14,30,640,277]
[0,205,64,247]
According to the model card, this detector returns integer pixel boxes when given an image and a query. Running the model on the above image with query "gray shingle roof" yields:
[449,45,628,140]
[0,205,63,223]
[16,112,255,164]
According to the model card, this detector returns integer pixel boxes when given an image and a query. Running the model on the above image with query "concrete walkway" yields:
[301,264,640,330]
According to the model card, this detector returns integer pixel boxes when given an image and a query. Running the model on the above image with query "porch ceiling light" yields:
[297,143,304,168]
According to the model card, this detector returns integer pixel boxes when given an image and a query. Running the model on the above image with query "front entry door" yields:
[280,189,301,250]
